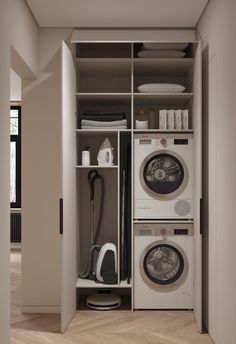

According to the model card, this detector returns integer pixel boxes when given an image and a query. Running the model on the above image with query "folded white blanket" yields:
[81,119,127,128]
[137,83,186,93]
[82,125,127,129]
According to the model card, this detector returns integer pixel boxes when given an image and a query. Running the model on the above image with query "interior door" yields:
[193,41,203,333]
[61,41,77,333]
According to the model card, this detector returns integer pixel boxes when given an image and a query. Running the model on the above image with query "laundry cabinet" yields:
[60,29,202,333]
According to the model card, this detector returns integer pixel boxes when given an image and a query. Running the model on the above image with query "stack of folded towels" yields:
[137,43,189,58]
[81,111,127,129]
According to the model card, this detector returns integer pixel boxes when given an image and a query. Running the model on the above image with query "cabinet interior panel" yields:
[134,97,193,130]
[77,95,131,129]
[77,168,118,275]
[76,43,132,58]
[77,60,131,93]
[76,132,118,166]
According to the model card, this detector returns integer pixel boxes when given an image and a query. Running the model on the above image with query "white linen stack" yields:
[137,42,189,58]
[81,119,127,129]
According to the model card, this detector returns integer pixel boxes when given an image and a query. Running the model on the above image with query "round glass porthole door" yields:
[140,241,188,291]
[140,150,188,200]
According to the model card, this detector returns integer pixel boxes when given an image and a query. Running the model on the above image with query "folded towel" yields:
[83,111,126,118]
[81,119,127,128]
[82,125,127,129]
[82,115,126,122]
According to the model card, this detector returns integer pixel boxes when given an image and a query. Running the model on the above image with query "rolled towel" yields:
[137,83,186,93]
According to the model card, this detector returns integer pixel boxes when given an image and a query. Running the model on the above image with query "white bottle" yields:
[182,109,189,130]
[174,110,182,130]
[167,110,174,130]
[159,110,167,130]
[82,147,91,166]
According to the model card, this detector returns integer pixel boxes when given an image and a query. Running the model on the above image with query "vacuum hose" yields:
[79,170,105,279]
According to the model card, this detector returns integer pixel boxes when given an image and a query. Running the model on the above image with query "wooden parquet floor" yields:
[11,250,214,344]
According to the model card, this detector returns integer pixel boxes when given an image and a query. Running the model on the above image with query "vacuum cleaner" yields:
[79,169,120,310]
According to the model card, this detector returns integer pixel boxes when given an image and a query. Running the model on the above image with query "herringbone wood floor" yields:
[11,250,214,344]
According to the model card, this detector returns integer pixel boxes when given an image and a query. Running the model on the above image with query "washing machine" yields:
[134,133,193,219]
[134,223,193,309]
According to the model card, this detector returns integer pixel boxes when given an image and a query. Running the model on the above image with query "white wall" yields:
[11,69,22,102]
[10,0,38,79]
[0,0,38,342]
[22,28,72,312]
[198,1,236,343]
[0,2,11,342]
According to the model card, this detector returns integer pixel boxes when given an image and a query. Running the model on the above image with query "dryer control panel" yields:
[134,223,194,237]
[135,133,193,149]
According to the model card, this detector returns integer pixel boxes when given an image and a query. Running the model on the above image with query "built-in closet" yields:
[60,30,202,333]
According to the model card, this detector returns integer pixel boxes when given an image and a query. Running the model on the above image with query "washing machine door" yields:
[140,240,188,291]
[140,150,188,200]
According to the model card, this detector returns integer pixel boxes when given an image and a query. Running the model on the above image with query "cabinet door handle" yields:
[59,198,63,235]
[200,198,203,235]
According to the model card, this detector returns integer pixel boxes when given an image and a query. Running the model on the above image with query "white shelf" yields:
[76,129,131,133]
[76,92,131,96]
[133,220,194,224]
[76,58,131,69]
[133,92,193,106]
[76,165,118,169]
[133,129,193,133]
[76,278,132,288]
[76,57,131,63]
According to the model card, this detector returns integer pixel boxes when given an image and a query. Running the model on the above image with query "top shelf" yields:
[76,42,198,59]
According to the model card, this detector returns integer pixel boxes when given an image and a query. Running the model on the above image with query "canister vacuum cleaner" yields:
[79,169,121,310]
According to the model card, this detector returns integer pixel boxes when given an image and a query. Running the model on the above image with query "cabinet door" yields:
[193,41,203,333]
[61,41,77,333]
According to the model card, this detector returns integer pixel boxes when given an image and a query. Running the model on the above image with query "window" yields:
[10,106,21,208]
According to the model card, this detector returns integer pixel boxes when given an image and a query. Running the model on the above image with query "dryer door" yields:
[140,241,188,291]
[140,150,188,200]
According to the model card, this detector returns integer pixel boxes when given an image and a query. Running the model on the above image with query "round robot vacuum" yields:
[86,294,121,310]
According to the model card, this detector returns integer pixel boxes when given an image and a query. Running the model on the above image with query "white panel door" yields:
[193,41,203,333]
[61,41,77,333]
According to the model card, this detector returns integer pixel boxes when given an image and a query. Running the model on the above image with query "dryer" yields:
[134,133,193,219]
[134,223,193,309]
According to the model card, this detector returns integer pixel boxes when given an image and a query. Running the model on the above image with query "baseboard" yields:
[21,305,60,313]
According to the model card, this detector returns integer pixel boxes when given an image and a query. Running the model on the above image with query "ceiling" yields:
[26,0,208,28]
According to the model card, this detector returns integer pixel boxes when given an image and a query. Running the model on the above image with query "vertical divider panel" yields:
[131,43,134,310]
[193,41,203,333]
[117,131,120,285]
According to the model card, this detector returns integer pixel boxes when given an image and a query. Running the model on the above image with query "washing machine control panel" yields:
[134,223,193,237]
[136,134,193,149]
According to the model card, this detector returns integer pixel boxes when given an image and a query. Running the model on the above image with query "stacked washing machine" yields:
[134,134,194,309]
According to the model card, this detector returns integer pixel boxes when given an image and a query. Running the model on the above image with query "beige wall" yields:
[22,28,72,312]
[10,0,38,78]
[198,1,236,343]
[0,2,11,342]
[0,0,38,342]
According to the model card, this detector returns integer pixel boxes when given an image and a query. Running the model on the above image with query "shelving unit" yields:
[73,38,201,313]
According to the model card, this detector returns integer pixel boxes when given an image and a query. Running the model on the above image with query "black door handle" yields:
[59,198,63,235]
[200,198,203,235]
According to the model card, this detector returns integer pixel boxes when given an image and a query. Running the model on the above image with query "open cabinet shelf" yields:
[76,278,132,288]
[60,35,202,323]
